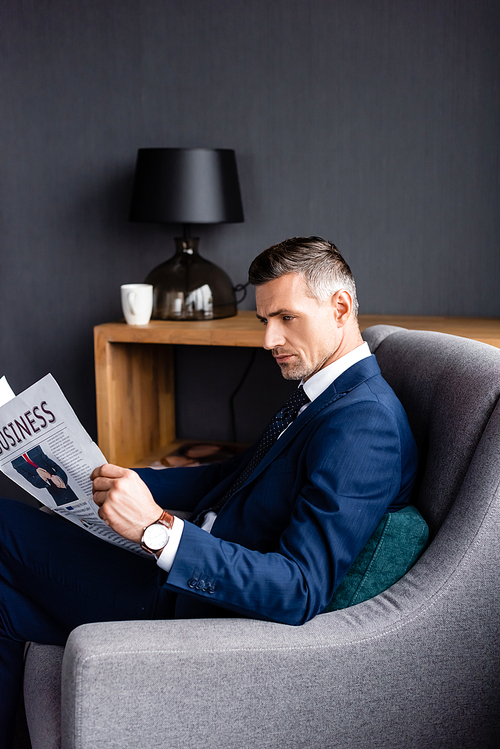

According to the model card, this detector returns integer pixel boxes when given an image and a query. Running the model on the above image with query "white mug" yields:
[121,284,153,325]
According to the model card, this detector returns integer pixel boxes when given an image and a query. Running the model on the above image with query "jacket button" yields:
[187,578,197,588]
[207,583,216,594]
[195,579,206,590]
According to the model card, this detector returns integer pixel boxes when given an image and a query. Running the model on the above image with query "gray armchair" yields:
[22,325,500,748]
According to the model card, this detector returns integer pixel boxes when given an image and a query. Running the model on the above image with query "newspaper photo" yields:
[0,373,148,556]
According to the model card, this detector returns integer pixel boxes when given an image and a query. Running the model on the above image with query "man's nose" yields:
[262,322,285,350]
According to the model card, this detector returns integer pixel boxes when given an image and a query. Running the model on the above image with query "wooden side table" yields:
[94,311,500,467]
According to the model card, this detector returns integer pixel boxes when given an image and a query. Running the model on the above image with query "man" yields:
[11,445,79,506]
[0,236,417,745]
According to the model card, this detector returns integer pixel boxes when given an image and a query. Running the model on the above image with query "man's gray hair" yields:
[248,236,359,317]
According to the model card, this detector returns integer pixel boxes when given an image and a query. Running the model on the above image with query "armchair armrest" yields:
[60,579,428,749]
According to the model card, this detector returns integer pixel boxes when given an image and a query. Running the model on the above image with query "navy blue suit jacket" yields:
[137,355,418,625]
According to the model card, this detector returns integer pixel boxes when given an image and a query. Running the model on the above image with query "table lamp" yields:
[129,147,244,320]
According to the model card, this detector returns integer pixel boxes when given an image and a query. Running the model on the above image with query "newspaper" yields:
[0,373,147,556]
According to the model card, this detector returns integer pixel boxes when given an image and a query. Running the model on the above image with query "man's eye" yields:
[282,316,294,322]
[258,318,268,325]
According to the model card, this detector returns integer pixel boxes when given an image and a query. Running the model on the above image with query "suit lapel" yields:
[237,354,382,488]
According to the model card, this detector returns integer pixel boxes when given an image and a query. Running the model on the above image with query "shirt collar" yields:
[302,341,371,404]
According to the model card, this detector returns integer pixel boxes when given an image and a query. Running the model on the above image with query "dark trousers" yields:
[0,497,173,749]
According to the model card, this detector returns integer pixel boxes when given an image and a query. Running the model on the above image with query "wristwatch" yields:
[140,511,172,556]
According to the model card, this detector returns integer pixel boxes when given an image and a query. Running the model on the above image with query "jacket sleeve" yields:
[134,448,250,514]
[164,400,415,626]
[12,462,48,489]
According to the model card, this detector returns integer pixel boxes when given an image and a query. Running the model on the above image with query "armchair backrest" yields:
[363,325,500,537]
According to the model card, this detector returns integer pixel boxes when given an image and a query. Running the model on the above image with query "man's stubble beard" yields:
[277,348,336,381]
[278,360,310,381]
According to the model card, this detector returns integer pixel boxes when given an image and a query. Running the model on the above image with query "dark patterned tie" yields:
[207,384,310,517]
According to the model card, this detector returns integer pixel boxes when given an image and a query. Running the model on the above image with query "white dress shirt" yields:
[156,341,371,573]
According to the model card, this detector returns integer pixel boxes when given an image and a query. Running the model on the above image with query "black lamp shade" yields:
[129,148,244,225]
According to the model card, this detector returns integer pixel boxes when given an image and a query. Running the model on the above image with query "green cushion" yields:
[324,505,429,612]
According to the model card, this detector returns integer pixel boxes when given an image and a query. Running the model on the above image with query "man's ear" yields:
[331,290,352,327]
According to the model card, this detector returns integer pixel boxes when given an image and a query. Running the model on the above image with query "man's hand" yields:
[50,475,66,488]
[36,468,51,482]
[91,464,163,543]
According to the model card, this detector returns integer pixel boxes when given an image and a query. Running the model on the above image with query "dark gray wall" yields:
[0,0,499,483]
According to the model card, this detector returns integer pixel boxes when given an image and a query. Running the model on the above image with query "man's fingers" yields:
[92,470,133,508]
[93,490,104,506]
[90,465,103,481]
[90,463,128,481]
[91,465,129,505]
[96,504,110,525]
[92,475,112,492]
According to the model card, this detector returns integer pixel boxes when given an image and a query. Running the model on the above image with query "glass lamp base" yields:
[145,238,237,321]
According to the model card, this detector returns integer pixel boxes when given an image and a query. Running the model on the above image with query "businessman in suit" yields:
[11,445,79,506]
[0,236,417,746]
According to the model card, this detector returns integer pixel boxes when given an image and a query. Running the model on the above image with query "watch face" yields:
[143,523,169,551]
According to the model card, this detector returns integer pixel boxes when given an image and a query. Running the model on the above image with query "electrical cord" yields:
[233,281,250,305]
[229,348,257,443]
[229,280,255,441]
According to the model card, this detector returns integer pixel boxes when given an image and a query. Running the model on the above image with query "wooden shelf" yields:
[132,438,250,469]
[94,311,500,466]
[94,312,266,347]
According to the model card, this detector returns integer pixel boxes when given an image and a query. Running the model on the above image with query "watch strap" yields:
[156,510,174,531]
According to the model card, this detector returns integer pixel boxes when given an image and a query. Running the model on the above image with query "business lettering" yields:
[0,401,56,455]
